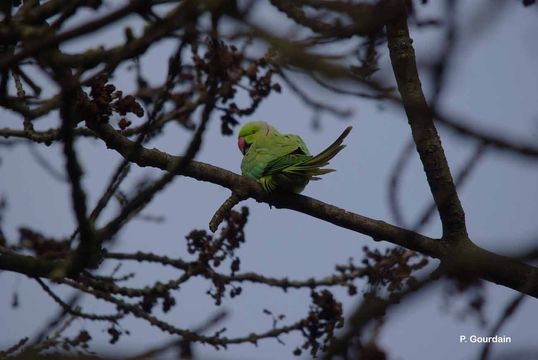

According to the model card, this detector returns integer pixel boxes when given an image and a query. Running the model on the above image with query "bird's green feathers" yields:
[237,121,352,193]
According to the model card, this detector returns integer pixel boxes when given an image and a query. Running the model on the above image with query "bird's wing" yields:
[260,134,311,176]
[285,134,311,156]
[262,152,311,176]
[242,132,310,179]
[263,126,352,178]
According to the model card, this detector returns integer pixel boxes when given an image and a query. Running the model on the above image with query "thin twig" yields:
[35,277,123,321]
[32,292,82,344]
[105,250,369,289]
[480,293,526,360]
[209,192,248,232]
[55,70,96,277]
[388,139,415,227]
[0,337,29,358]
[12,70,33,131]
[61,277,304,348]
[278,69,352,118]
[412,141,487,231]
[128,310,228,360]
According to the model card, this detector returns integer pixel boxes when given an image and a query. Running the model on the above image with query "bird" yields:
[237,121,352,193]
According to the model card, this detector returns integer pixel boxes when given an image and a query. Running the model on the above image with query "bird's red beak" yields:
[238,136,246,155]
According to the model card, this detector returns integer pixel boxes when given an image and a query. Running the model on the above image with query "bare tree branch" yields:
[83,120,538,298]
[480,293,526,360]
[386,1,468,242]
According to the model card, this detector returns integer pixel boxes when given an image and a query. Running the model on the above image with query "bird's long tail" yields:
[285,126,352,179]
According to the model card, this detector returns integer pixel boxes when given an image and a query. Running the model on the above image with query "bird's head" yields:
[237,121,273,155]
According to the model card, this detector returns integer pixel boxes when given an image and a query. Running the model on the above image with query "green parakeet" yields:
[237,121,352,193]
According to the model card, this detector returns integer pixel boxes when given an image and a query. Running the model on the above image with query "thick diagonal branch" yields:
[84,121,538,298]
[386,3,467,242]
[3,120,538,297]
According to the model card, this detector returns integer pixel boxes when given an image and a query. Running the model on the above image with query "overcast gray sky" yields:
[1,1,538,359]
